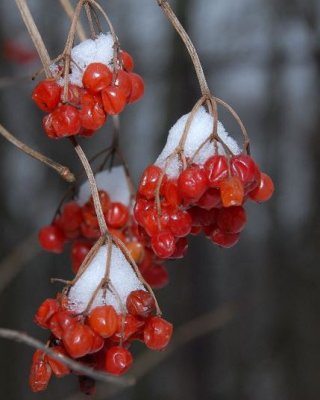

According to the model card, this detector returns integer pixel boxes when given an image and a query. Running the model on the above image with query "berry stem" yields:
[59,0,87,41]
[70,138,108,234]
[0,123,75,183]
[84,2,97,40]
[0,328,134,386]
[15,0,51,77]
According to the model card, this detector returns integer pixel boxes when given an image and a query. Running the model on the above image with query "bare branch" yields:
[0,123,75,183]
[65,303,237,400]
[15,0,51,77]
[0,328,134,386]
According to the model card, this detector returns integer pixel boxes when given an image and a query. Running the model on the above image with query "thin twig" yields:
[15,0,51,77]
[59,0,87,41]
[0,328,134,386]
[65,303,237,400]
[0,124,75,183]
[70,138,108,234]
[156,0,210,96]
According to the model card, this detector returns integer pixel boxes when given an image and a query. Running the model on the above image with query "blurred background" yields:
[0,0,319,399]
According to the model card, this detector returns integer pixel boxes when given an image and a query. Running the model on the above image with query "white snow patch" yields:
[77,166,131,206]
[68,244,145,314]
[155,107,241,178]
[50,33,114,87]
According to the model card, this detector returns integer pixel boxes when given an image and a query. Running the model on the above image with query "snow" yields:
[68,243,145,314]
[155,106,241,178]
[50,33,114,87]
[77,166,131,206]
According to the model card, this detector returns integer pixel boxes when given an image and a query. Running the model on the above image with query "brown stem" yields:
[156,0,210,96]
[59,0,87,41]
[85,2,97,39]
[70,138,108,234]
[0,328,134,386]
[15,0,51,77]
[0,124,75,183]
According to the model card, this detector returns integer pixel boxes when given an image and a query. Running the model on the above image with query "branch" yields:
[65,303,237,400]
[59,0,87,41]
[0,328,134,387]
[15,0,51,77]
[156,0,210,96]
[0,124,75,183]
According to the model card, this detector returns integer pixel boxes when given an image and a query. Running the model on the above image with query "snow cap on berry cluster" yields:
[77,166,131,207]
[155,107,241,178]
[50,33,114,87]
[68,244,145,314]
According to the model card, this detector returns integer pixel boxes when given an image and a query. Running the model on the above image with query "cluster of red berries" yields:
[30,290,173,393]
[31,50,144,139]
[38,189,169,289]
[134,154,274,258]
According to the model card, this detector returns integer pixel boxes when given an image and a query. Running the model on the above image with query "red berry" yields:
[34,298,59,329]
[170,237,188,259]
[127,72,144,103]
[126,290,155,318]
[220,176,244,207]
[196,188,221,209]
[59,201,83,232]
[82,63,112,93]
[49,311,77,339]
[178,165,208,201]
[144,316,173,350]
[32,79,61,112]
[62,84,83,105]
[38,225,65,253]
[125,241,145,264]
[143,264,169,289]
[111,314,144,342]
[151,230,176,258]
[210,228,240,248]
[120,50,134,72]
[89,190,111,213]
[51,104,81,137]
[101,86,127,115]
[105,346,133,375]
[71,240,92,273]
[42,113,57,138]
[217,206,246,234]
[134,197,153,225]
[204,155,229,187]
[88,329,104,354]
[29,350,52,392]
[114,70,132,99]
[106,202,129,229]
[161,179,181,207]
[88,305,118,338]
[168,209,192,237]
[62,323,94,358]
[79,92,106,130]
[46,346,70,377]
[248,173,274,202]
[138,165,163,200]
[231,155,261,192]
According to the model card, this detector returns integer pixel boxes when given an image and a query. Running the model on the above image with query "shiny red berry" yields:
[231,154,261,192]
[38,225,65,253]
[114,70,132,99]
[168,209,192,237]
[144,316,173,350]
[151,230,176,258]
[88,305,118,338]
[32,79,61,112]
[46,346,70,377]
[138,165,163,200]
[106,202,129,229]
[120,50,134,72]
[62,323,94,358]
[71,240,92,273]
[220,176,244,207]
[204,155,229,187]
[178,165,208,201]
[217,206,246,234]
[101,86,127,115]
[34,298,59,329]
[128,72,144,103]
[210,228,240,248]
[79,92,106,130]
[82,63,112,93]
[49,310,77,339]
[126,290,155,318]
[105,346,133,375]
[29,350,52,392]
[51,104,81,137]
[248,173,274,202]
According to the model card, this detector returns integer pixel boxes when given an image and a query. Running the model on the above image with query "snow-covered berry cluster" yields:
[31,34,144,139]
[134,107,274,258]
[38,167,170,289]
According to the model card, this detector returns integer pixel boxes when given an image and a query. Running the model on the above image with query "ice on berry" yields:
[68,243,145,314]
[155,106,241,178]
[77,166,131,206]
[50,33,114,87]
